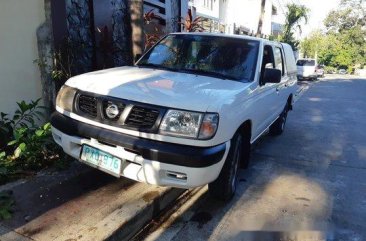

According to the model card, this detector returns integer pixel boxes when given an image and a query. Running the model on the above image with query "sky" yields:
[274,0,341,38]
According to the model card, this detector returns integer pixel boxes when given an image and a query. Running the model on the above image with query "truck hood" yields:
[66,66,250,112]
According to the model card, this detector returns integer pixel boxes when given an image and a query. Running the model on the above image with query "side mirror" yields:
[263,68,281,84]
[134,53,142,63]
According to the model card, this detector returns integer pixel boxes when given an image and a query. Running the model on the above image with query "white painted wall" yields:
[192,0,220,20]
[219,0,273,36]
[0,0,45,115]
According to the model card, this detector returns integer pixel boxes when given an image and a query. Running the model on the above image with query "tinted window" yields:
[274,47,284,75]
[297,59,315,66]
[138,34,260,81]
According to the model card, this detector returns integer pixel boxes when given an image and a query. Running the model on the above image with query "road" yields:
[138,75,366,241]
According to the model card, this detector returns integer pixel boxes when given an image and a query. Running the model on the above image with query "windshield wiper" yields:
[178,68,234,80]
[137,63,177,72]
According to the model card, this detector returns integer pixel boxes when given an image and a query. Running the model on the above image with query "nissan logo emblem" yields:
[105,104,119,119]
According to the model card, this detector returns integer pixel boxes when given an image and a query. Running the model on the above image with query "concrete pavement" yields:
[139,76,366,241]
[0,163,185,241]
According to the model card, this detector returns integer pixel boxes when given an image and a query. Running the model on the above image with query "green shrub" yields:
[0,191,14,220]
[324,66,337,74]
[0,99,69,184]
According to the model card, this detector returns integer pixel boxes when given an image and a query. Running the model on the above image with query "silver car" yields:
[297,59,317,80]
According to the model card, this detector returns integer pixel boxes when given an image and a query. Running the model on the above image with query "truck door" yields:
[273,45,288,114]
[253,44,282,137]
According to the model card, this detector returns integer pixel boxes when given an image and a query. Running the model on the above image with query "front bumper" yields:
[297,73,317,79]
[51,112,229,188]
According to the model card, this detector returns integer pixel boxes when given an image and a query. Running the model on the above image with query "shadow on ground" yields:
[0,163,135,235]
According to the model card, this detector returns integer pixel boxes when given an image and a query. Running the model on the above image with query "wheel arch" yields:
[236,119,252,168]
[237,119,252,139]
[287,94,293,110]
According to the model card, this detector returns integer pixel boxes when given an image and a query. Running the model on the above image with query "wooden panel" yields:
[51,0,68,50]
[143,0,166,20]
[92,0,114,68]
[144,0,165,8]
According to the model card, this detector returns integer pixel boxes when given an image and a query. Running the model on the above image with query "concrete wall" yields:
[0,0,45,115]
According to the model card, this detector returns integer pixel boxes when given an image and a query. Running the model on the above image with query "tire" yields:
[269,102,289,136]
[208,132,243,201]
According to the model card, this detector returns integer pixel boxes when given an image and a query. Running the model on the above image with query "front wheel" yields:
[208,132,243,201]
[269,102,289,136]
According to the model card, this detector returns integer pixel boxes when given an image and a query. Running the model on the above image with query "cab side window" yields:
[274,47,285,76]
[260,45,275,84]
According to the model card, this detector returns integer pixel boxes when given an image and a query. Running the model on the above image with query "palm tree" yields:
[280,4,309,50]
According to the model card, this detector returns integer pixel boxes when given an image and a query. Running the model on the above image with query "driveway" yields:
[140,75,366,241]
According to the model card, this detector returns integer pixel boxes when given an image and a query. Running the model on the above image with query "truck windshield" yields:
[137,34,260,81]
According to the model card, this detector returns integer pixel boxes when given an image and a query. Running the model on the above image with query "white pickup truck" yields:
[51,33,298,200]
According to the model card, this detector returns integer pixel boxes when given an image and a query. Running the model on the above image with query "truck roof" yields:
[171,32,277,44]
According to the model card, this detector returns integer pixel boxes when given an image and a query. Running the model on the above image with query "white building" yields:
[188,0,221,32]
[220,0,274,36]
[190,0,275,37]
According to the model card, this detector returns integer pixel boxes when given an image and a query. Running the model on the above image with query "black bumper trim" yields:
[51,112,226,168]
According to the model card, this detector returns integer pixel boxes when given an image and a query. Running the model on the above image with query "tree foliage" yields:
[300,30,324,58]
[301,0,366,72]
[279,4,309,50]
[324,0,366,32]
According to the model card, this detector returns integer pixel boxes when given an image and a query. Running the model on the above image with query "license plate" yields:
[80,145,121,177]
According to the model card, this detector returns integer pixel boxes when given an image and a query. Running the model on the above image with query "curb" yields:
[107,188,186,241]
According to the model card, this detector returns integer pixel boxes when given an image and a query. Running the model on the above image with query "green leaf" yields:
[7,140,18,146]
[17,101,27,113]
[0,209,12,220]
[14,127,27,139]
[35,130,44,137]
[0,112,7,119]
[19,123,27,128]
[0,152,6,159]
[43,123,51,130]
[13,114,20,121]
[34,98,42,105]
[19,143,26,151]
[14,143,26,158]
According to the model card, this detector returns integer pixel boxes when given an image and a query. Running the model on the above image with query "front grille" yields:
[78,94,98,117]
[125,106,159,128]
[102,100,126,121]
[76,91,163,131]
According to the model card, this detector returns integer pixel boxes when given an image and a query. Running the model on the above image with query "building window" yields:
[204,0,213,10]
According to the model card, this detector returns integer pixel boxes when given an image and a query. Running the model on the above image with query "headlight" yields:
[56,85,77,112]
[159,110,218,139]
